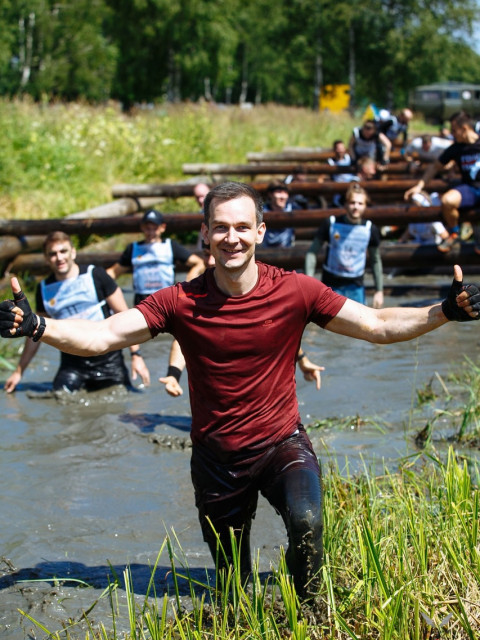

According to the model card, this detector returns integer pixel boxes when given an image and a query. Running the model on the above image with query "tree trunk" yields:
[312,3,322,111]
[239,45,248,104]
[348,20,356,113]
[204,77,213,102]
[19,12,35,88]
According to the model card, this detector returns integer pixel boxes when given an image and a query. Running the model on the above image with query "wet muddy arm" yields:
[404,159,443,200]
[4,337,41,392]
[106,286,151,385]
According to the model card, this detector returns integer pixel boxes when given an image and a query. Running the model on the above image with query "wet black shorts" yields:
[191,427,321,540]
[54,350,130,392]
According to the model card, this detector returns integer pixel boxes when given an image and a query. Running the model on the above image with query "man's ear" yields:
[200,222,210,245]
[71,245,77,260]
[255,222,266,244]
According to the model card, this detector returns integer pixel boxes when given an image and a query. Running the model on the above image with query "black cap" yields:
[142,209,164,225]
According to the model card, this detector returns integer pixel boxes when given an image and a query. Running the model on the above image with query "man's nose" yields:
[226,227,238,242]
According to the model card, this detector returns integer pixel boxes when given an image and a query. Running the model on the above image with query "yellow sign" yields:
[320,84,350,112]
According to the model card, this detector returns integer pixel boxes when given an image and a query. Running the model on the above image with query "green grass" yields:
[0,98,433,221]
[17,448,480,639]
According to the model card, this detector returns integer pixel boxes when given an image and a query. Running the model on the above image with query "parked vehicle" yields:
[410,82,480,123]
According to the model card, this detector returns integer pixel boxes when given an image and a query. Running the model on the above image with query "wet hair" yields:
[203,181,264,227]
[449,111,474,129]
[43,231,73,254]
[345,182,369,204]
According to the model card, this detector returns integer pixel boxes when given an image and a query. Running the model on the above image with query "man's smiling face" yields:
[201,195,265,273]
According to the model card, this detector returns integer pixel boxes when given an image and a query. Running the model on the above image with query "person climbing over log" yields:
[404,111,480,254]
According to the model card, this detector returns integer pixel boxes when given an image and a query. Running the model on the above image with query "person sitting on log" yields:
[4,231,150,394]
[376,108,413,147]
[399,191,449,245]
[404,133,452,164]
[404,110,480,254]
[305,182,384,309]
[327,140,355,182]
[107,209,204,304]
[261,180,303,248]
[193,183,211,211]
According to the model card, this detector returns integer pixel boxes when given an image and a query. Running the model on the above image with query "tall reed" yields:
[18,447,480,640]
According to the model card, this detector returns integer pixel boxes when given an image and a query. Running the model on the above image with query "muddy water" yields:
[0,278,479,638]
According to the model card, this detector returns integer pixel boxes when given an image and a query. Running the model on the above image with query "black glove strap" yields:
[32,316,46,342]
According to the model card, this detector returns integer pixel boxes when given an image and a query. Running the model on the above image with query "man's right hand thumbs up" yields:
[0,278,43,339]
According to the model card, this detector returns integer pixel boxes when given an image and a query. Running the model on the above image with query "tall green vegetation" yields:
[0,0,479,109]
[18,450,480,639]
[0,100,356,219]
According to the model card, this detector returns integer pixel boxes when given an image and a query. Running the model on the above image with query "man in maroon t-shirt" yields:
[1,182,479,602]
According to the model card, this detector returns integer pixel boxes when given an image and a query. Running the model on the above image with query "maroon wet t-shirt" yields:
[137,262,345,460]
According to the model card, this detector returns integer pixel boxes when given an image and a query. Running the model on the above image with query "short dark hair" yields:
[449,111,474,130]
[266,179,289,194]
[203,182,264,227]
[43,231,73,254]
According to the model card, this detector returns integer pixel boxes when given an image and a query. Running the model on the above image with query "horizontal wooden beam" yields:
[2,205,478,240]
[4,204,479,239]
[247,150,405,163]
[182,161,421,176]
[5,241,480,277]
[66,196,161,220]
[111,183,201,199]
[111,179,449,200]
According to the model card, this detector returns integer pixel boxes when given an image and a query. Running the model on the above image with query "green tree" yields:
[0,0,116,100]
[350,0,479,107]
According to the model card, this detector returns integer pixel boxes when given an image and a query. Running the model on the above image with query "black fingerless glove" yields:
[0,299,18,336]
[442,277,480,322]
[0,289,44,338]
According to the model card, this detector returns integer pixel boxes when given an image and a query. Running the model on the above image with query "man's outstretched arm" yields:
[326,265,480,343]
[0,277,152,355]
